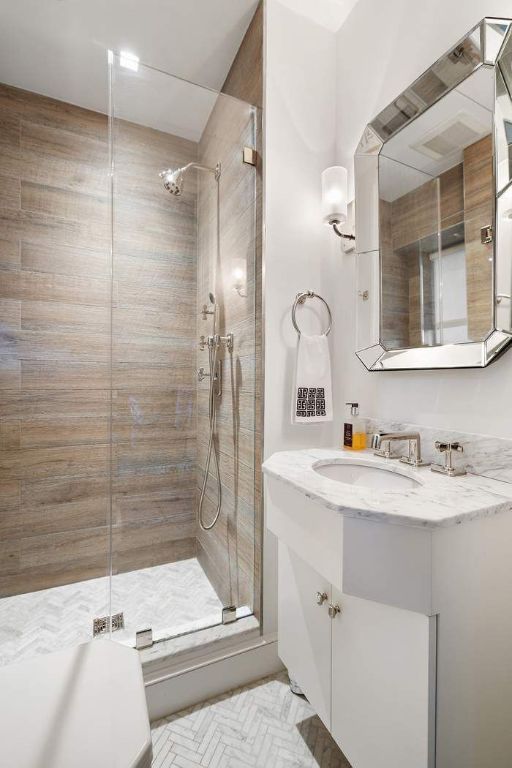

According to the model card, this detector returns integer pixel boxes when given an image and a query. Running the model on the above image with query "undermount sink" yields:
[313,461,421,491]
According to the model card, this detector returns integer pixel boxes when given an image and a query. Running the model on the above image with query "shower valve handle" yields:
[201,304,215,320]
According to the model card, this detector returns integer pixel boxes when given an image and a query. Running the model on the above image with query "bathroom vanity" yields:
[263,449,512,768]
[264,16,512,768]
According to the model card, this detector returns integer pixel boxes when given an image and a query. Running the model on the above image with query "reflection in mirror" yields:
[484,19,511,64]
[496,182,512,329]
[496,67,512,191]
[500,27,512,90]
[496,34,512,192]
[379,66,494,350]
[371,32,483,140]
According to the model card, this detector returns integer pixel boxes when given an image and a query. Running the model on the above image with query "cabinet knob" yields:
[316,591,328,606]
[328,603,341,619]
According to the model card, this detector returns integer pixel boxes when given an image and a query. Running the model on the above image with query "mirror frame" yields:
[354,17,512,371]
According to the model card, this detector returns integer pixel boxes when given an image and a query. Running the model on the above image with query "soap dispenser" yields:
[343,402,366,451]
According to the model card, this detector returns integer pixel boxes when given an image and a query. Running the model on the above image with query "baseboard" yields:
[145,633,283,720]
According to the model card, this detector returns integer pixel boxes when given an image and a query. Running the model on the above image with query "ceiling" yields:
[277,0,361,32]
[0,0,259,139]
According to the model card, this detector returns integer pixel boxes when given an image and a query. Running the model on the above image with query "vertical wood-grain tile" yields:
[0,85,111,594]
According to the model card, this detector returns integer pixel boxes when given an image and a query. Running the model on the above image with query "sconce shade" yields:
[231,256,247,296]
[321,165,348,224]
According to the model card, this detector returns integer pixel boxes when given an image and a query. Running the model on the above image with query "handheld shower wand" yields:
[198,293,222,532]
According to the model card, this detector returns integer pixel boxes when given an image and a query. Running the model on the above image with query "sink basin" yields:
[313,461,421,491]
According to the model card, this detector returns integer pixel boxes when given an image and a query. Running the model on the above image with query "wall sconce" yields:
[232,257,247,297]
[321,166,355,242]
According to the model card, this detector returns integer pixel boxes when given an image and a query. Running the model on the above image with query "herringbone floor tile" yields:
[0,558,223,667]
[151,673,351,767]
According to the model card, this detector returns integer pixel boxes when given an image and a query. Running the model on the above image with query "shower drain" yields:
[92,612,125,637]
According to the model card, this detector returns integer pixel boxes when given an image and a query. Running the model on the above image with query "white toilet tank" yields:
[0,640,152,768]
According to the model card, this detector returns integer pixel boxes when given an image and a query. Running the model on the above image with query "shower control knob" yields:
[197,367,210,382]
[316,591,328,606]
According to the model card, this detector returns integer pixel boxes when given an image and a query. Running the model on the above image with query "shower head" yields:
[209,292,215,305]
[159,167,185,196]
[159,162,221,197]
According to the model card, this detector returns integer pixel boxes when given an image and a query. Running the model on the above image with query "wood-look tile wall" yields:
[0,83,110,596]
[0,83,198,596]
[381,176,440,348]
[111,117,198,578]
[463,135,494,340]
[380,199,409,348]
[196,3,263,618]
[381,135,493,348]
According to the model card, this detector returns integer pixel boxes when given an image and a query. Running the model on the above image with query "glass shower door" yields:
[108,53,260,650]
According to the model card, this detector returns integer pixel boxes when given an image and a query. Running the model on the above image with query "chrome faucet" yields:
[373,432,426,467]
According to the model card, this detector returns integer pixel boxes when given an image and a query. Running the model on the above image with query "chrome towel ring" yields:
[292,291,332,336]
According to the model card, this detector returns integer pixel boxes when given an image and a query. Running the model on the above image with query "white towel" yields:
[292,333,333,424]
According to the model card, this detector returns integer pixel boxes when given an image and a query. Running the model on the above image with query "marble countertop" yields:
[262,448,512,528]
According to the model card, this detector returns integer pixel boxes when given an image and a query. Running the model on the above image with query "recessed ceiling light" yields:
[120,51,139,72]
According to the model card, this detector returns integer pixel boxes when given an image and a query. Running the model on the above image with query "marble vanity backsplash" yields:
[365,418,512,484]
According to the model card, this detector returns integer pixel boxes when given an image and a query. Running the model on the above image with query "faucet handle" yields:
[432,441,466,477]
[435,440,463,454]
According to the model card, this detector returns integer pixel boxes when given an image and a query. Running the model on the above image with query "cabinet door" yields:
[331,591,435,768]
[278,541,332,728]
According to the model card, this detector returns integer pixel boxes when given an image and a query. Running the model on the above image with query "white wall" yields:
[264,0,341,460]
[263,0,341,634]
[335,0,512,438]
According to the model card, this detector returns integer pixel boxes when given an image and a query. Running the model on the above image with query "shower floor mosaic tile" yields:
[0,558,223,667]
[151,673,351,767]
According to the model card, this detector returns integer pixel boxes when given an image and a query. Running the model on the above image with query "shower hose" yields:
[198,338,222,531]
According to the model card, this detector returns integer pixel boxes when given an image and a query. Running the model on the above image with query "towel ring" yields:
[292,291,332,336]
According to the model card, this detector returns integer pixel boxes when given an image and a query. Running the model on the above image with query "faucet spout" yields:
[373,431,427,467]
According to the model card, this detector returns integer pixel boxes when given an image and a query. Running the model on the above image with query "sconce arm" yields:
[331,221,356,240]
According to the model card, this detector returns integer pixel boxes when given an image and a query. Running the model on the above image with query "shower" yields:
[160,160,229,534]
[0,44,260,669]
[159,162,221,196]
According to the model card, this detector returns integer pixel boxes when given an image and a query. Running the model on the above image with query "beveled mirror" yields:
[354,17,512,370]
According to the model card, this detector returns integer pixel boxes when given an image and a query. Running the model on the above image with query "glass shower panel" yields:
[108,55,259,649]
[0,80,111,666]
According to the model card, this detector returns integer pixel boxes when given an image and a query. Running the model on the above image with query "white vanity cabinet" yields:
[278,542,433,768]
[264,450,512,768]
[331,591,433,768]
[278,544,332,727]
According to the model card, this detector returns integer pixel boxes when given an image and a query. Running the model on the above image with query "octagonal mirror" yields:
[354,17,512,370]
